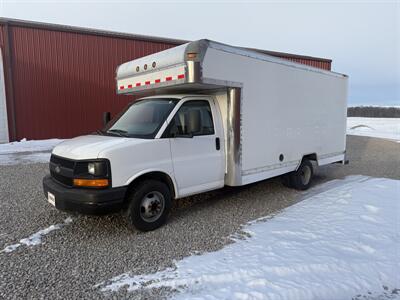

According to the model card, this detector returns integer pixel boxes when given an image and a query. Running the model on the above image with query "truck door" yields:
[166,99,225,196]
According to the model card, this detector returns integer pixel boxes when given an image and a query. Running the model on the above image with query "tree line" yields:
[348,106,400,118]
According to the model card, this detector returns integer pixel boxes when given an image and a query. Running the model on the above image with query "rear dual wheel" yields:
[282,159,313,190]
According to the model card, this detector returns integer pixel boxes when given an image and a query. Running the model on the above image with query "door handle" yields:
[215,137,220,151]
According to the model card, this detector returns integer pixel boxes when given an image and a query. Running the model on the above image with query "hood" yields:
[52,134,144,160]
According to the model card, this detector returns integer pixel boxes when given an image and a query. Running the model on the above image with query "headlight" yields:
[86,161,107,176]
[73,160,110,188]
[88,162,96,175]
[74,160,109,177]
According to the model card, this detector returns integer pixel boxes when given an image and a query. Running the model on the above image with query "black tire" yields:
[281,173,294,188]
[290,159,313,190]
[125,180,171,232]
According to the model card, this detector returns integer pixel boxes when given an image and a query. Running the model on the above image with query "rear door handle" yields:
[215,137,220,150]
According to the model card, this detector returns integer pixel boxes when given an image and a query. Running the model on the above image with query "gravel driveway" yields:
[0,135,399,299]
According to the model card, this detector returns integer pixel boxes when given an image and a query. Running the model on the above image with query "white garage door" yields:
[0,48,9,143]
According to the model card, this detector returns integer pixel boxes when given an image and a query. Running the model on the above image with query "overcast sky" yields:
[0,0,399,106]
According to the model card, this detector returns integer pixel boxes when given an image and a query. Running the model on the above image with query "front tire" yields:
[125,180,171,232]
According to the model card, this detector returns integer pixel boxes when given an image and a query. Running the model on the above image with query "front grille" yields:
[50,155,75,169]
[49,155,111,188]
[50,169,73,186]
[50,155,75,187]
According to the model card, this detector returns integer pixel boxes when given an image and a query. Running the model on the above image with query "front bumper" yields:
[43,175,127,215]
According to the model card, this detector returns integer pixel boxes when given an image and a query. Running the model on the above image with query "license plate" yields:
[47,192,56,206]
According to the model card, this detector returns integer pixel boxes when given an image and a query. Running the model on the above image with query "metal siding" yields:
[7,24,331,140]
[284,57,330,71]
[0,47,9,142]
[10,26,174,139]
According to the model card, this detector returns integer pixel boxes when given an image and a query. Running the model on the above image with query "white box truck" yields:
[43,40,348,231]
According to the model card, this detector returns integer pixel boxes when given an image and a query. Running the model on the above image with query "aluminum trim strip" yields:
[225,87,242,186]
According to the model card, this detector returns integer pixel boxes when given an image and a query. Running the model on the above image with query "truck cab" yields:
[43,94,226,231]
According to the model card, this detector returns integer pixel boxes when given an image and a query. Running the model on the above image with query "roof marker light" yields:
[187,52,197,59]
[166,76,172,81]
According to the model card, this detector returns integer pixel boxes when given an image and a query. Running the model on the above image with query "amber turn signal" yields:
[187,52,197,59]
[73,178,109,187]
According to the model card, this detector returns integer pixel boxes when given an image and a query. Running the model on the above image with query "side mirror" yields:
[103,112,111,127]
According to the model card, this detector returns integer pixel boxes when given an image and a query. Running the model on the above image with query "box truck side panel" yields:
[202,48,347,184]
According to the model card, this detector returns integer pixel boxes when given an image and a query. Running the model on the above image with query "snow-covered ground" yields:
[347,117,400,141]
[0,138,64,165]
[96,176,400,300]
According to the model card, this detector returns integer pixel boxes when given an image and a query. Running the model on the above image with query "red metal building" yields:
[0,18,332,142]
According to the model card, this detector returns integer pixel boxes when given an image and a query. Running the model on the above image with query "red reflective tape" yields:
[155,79,161,83]
[166,76,172,81]
[128,84,133,88]
[178,74,185,79]
[136,83,141,87]
[119,86,124,90]
[145,81,151,85]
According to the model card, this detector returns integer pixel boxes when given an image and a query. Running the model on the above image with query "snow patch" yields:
[1,217,73,253]
[96,176,400,300]
[0,138,64,154]
[2,243,21,253]
[0,152,53,165]
[0,138,64,165]
[347,117,400,141]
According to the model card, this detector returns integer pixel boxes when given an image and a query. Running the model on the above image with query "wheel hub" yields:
[140,191,165,222]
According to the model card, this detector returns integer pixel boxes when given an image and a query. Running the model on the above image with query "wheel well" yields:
[296,153,317,170]
[126,172,176,201]
[302,153,317,162]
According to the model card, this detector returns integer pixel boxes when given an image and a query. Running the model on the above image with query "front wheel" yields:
[125,180,171,232]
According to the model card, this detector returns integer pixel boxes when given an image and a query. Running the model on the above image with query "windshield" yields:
[104,98,179,138]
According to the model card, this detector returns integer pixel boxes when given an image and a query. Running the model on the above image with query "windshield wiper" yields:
[107,129,130,137]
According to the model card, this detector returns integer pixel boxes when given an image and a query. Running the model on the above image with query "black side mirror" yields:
[103,112,111,127]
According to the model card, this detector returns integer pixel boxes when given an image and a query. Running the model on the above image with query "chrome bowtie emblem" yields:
[55,165,61,173]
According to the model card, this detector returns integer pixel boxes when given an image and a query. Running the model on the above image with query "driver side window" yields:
[168,100,214,137]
